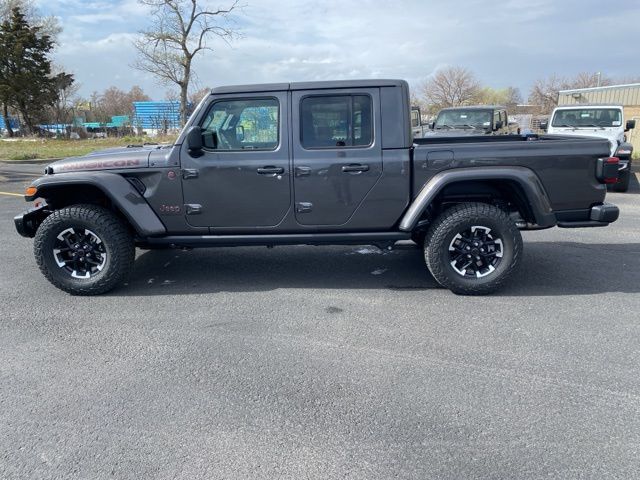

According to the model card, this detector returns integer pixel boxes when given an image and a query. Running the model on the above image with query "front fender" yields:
[615,142,633,160]
[399,166,556,231]
[26,172,166,237]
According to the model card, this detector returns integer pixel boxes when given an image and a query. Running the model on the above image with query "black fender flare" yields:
[398,166,556,231]
[27,171,166,237]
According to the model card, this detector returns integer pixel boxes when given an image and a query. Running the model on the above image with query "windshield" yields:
[551,108,622,128]
[434,109,492,129]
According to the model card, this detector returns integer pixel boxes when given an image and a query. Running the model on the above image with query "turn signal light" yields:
[25,186,37,197]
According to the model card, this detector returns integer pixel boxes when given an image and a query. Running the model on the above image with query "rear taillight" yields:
[596,157,619,184]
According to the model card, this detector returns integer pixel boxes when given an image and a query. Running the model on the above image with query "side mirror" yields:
[186,126,203,157]
[494,120,503,131]
[539,120,548,131]
[626,119,636,131]
[429,122,435,129]
[235,125,245,142]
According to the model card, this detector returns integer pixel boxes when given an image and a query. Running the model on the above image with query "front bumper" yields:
[557,202,619,228]
[14,205,50,238]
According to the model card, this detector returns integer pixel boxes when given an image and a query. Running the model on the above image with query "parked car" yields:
[411,106,428,138]
[541,104,635,191]
[426,106,520,136]
[15,79,619,296]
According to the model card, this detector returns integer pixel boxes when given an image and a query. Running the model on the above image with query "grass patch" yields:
[0,136,178,161]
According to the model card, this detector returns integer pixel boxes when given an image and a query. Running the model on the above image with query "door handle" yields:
[341,164,370,173]
[257,166,285,175]
[295,166,311,177]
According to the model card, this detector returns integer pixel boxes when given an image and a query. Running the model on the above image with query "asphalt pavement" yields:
[1,162,640,479]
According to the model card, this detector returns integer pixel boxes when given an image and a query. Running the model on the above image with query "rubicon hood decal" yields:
[48,147,152,173]
[56,158,144,172]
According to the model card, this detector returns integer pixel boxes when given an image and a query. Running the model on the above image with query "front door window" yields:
[201,98,279,151]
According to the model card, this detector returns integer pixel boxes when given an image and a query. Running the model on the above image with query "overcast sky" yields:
[36,0,640,101]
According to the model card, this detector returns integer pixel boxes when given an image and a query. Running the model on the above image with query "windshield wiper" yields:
[453,124,477,130]
[435,125,454,130]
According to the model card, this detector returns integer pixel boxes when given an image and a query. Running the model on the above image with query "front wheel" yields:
[34,204,135,295]
[424,202,523,295]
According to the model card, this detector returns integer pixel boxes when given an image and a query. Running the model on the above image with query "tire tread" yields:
[423,202,522,295]
[34,204,134,295]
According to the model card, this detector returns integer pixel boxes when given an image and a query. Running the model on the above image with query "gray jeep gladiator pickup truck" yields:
[14,79,620,295]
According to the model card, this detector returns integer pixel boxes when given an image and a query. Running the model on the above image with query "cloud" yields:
[69,13,125,24]
[40,0,640,100]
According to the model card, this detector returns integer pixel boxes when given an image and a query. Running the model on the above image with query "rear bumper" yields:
[557,202,619,228]
[14,205,49,238]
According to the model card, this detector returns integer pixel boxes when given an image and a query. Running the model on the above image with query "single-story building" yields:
[132,101,181,136]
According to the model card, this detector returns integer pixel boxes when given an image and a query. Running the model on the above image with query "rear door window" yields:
[300,95,373,149]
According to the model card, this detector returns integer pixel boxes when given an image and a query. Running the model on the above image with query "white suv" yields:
[543,104,636,191]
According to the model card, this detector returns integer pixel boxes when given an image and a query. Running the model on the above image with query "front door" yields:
[180,93,290,228]
[291,89,382,226]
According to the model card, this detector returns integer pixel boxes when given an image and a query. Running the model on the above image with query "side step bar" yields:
[143,232,411,249]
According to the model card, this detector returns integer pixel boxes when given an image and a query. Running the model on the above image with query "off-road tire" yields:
[424,202,522,295]
[34,204,135,295]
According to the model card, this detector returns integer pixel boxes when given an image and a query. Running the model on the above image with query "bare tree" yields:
[475,86,522,107]
[504,86,522,106]
[189,86,211,105]
[528,75,566,114]
[420,66,480,114]
[572,71,612,89]
[132,0,241,126]
[611,75,640,85]
[528,72,614,114]
[100,85,151,118]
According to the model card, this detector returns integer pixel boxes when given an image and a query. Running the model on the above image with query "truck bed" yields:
[412,133,612,213]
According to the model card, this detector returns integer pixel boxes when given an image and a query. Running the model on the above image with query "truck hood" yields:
[546,127,622,155]
[47,144,172,174]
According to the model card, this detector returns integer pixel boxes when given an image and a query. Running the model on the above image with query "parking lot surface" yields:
[1,163,640,479]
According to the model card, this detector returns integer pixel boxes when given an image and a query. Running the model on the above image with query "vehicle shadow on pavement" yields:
[500,241,640,297]
[112,241,640,297]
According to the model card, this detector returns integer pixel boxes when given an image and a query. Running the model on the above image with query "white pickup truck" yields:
[542,104,636,191]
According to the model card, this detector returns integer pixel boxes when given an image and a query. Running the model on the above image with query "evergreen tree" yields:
[0,7,73,135]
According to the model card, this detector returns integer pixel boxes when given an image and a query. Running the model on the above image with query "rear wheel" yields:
[34,204,135,295]
[424,202,522,295]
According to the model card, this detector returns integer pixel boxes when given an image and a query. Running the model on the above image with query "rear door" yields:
[180,92,291,228]
[291,89,382,226]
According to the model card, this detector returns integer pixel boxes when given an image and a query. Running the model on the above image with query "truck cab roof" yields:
[439,105,506,111]
[211,79,409,95]
[553,104,623,109]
